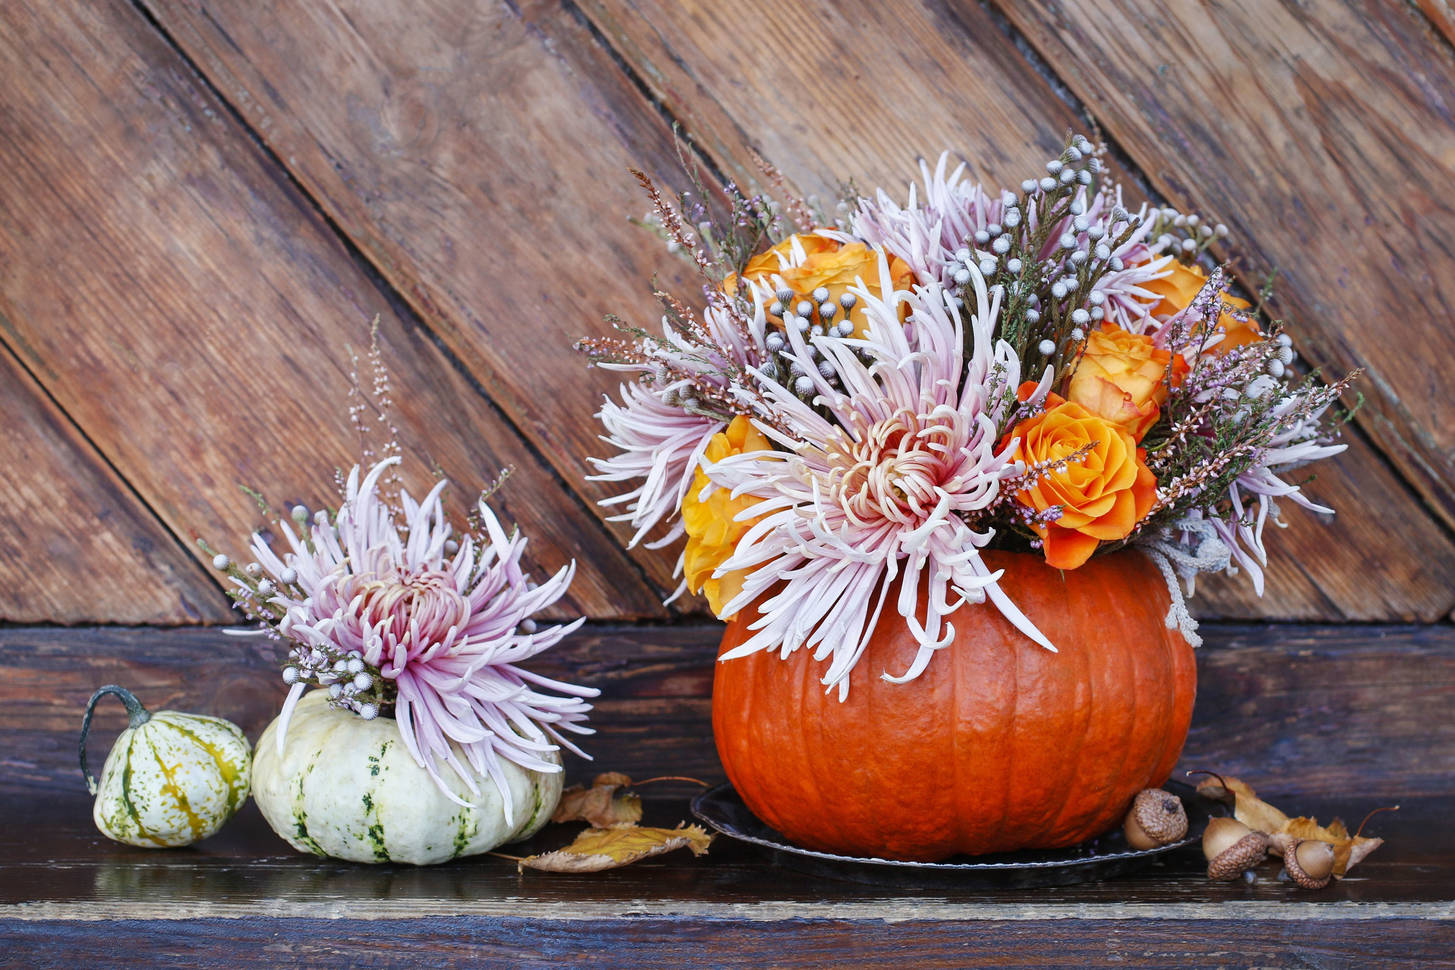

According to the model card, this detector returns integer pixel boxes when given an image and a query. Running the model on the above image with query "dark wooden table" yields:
[3,0,1454,965]
[5,624,1452,966]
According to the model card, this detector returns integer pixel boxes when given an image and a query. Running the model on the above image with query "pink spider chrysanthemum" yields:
[848,153,1004,288]
[706,261,1054,697]
[848,153,1173,329]
[246,457,597,821]
[591,381,722,553]
[1208,396,1347,594]
[588,289,774,590]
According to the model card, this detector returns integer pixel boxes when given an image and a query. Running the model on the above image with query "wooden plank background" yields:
[1,0,1452,626]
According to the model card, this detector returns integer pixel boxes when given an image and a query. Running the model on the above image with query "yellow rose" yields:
[736,233,839,280]
[681,415,772,618]
[726,234,915,337]
[1143,260,1259,351]
[1067,324,1188,441]
[1005,386,1158,571]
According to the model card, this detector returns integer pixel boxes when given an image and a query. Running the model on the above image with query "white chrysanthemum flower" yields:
[249,458,597,822]
[1081,193,1175,334]
[706,261,1053,697]
[1209,401,1346,594]
[848,153,1002,287]
[588,294,772,556]
[848,155,1173,329]
[591,382,721,551]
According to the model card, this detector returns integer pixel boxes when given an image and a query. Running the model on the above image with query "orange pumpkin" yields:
[712,549,1196,861]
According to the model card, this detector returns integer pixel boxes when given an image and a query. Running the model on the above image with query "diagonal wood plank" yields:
[570,0,1455,621]
[0,0,665,621]
[0,346,231,624]
[145,0,1453,620]
[141,0,719,601]
[991,0,1455,533]
[575,0,1110,198]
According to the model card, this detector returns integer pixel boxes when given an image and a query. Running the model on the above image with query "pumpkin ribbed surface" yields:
[92,711,252,848]
[252,691,562,865]
[712,550,1196,861]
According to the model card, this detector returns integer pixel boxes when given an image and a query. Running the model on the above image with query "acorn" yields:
[1123,788,1189,849]
[1203,817,1268,880]
[1282,839,1335,890]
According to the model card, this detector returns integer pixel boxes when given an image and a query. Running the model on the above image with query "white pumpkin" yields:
[252,690,562,865]
[81,685,252,847]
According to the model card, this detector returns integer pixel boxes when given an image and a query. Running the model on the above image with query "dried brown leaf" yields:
[552,772,643,828]
[518,824,714,873]
[1193,773,1389,878]
[1275,816,1384,877]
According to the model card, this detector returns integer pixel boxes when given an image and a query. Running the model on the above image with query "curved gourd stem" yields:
[80,685,152,795]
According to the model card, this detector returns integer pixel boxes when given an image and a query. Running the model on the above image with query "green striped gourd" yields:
[80,685,252,847]
[252,690,562,865]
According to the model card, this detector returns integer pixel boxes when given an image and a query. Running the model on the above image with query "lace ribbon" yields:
[1136,518,1232,649]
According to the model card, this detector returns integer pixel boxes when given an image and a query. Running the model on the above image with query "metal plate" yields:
[691,779,1215,888]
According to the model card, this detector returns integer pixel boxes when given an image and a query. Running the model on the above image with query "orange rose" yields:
[1067,324,1188,440]
[725,233,914,337]
[1007,386,1158,570]
[1143,259,1259,351]
[681,415,772,617]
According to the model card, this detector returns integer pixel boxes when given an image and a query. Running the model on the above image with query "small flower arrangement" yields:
[205,339,597,821]
[582,135,1355,696]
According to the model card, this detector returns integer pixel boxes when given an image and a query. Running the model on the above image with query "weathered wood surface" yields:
[138,0,1455,623]
[3,623,1447,961]
[139,0,703,600]
[994,0,1455,533]
[0,347,230,624]
[574,0,1105,202]
[0,0,666,621]
[0,0,1449,624]
[1421,0,1455,48]
[570,0,1455,623]
[3,787,1445,908]
[0,771,1447,962]
[5,623,1451,797]
[4,915,1451,969]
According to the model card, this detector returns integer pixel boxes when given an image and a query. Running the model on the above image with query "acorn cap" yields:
[1207,831,1269,880]
[1124,789,1189,849]
[1284,839,1335,890]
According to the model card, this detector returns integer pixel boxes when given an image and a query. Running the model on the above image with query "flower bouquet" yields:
[205,347,598,865]
[582,135,1354,861]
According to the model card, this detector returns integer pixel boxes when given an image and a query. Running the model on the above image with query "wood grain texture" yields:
[0,347,230,623]
[1,779,1443,910]
[1187,438,1455,621]
[0,0,664,620]
[993,0,1455,532]
[0,787,1448,957]
[3,915,1451,968]
[4,623,1447,960]
[4,623,1451,798]
[576,0,1105,210]
[139,0,718,599]
[571,0,1455,624]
